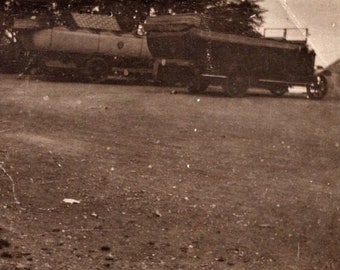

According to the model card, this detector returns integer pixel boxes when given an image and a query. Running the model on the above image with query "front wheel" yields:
[307,75,328,100]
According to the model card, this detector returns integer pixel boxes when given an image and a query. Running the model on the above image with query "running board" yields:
[258,79,310,86]
[200,75,310,86]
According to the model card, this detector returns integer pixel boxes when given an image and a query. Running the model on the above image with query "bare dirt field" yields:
[0,73,339,269]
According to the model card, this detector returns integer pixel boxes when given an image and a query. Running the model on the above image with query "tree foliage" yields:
[1,0,265,36]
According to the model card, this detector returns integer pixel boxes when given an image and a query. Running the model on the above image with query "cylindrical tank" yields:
[21,27,152,59]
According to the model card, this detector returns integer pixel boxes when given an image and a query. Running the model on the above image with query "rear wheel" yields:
[307,75,328,100]
[85,57,109,83]
[222,77,248,97]
[187,77,209,94]
[269,85,288,97]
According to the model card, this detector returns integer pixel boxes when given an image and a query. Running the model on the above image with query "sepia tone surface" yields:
[0,74,339,269]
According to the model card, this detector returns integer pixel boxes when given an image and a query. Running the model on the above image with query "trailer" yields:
[144,13,328,99]
[14,13,154,82]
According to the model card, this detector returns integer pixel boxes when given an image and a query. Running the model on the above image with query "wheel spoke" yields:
[85,58,108,83]
[270,86,287,97]
[187,78,209,93]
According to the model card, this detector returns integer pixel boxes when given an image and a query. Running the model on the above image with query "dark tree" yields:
[203,0,265,37]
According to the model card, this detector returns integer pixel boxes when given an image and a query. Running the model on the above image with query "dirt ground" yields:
[0,73,339,269]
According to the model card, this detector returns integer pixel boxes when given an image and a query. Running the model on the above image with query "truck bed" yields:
[145,14,315,84]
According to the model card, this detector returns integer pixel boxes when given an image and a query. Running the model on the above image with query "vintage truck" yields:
[144,13,328,99]
[10,12,327,99]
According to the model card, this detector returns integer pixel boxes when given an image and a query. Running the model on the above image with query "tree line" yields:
[1,0,266,37]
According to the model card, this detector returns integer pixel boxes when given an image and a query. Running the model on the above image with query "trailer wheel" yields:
[187,78,209,94]
[307,75,328,100]
[156,66,179,86]
[85,57,109,83]
[223,77,248,97]
[269,85,288,97]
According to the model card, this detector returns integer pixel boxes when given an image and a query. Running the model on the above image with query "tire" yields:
[85,57,109,83]
[307,75,328,100]
[269,85,288,97]
[187,78,209,94]
[222,77,248,97]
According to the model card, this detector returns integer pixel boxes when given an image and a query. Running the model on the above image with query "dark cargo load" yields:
[144,13,204,32]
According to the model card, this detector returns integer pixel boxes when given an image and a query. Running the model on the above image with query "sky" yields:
[260,0,340,66]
